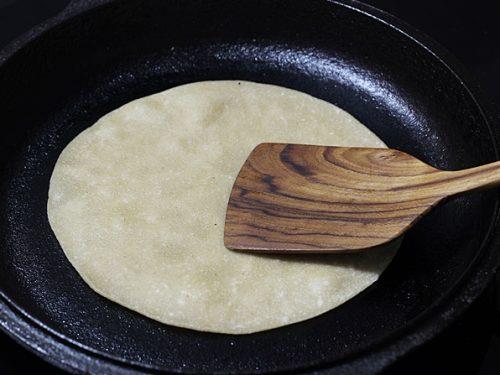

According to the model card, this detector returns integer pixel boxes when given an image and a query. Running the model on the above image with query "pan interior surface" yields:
[0,0,497,373]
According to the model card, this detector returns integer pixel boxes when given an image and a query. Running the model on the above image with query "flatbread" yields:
[48,81,397,334]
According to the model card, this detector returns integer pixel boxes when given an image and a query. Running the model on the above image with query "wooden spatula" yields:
[224,143,500,253]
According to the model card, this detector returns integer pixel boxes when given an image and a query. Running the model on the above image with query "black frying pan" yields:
[1,0,499,373]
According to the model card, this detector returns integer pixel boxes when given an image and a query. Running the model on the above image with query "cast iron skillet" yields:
[1,0,499,373]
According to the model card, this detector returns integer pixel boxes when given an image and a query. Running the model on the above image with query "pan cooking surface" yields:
[0,0,499,373]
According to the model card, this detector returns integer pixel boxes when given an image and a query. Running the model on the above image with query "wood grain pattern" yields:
[224,143,500,253]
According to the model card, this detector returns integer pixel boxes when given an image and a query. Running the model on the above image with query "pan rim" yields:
[0,0,499,373]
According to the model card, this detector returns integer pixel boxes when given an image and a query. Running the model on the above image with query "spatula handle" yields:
[431,161,500,197]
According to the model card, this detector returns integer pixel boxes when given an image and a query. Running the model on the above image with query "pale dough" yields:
[48,81,397,334]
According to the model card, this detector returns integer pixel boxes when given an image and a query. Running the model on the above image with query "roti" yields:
[48,81,398,334]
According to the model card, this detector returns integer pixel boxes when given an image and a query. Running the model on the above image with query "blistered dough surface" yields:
[48,81,397,334]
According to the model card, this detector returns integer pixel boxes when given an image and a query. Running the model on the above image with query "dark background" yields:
[0,0,499,373]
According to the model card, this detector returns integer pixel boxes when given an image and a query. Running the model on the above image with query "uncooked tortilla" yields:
[48,81,397,334]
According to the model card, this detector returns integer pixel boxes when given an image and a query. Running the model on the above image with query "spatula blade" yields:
[224,143,444,253]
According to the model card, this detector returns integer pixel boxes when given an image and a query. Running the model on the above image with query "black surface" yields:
[0,0,499,374]
[364,0,500,110]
